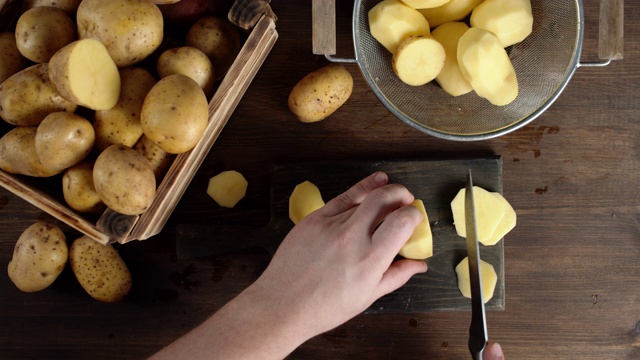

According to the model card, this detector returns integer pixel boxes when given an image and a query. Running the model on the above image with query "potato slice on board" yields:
[450,185,507,245]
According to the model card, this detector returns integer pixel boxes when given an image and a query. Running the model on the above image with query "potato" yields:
[207,170,248,208]
[49,39,121,111]
[62,162,107,215]
[7,222,68,293]
[392,35,445,86]
[157,46,216,98]
[134,135,176,183]
[141,74,209,154]
[398,199,433,259]
[431,22,473,96]
[288,64,353,123]
[450,185,516,246]
[35,112,95,172]
[94,67,156,152]
[470,0,533,47]
[0,64,77,126]
[69,235,132,303]
[15,7,76,63]
[401,0,450,9]
[77,0,164,67]
[25,0,82,14]
[159,0,210,26]
[368,0,431,53]
[0,126,62,177]
[418,0,484,28]
[0,32,28,85]
[93,144,156,215]
[457,28,518,106]
[455,256,498,303]
[289,181,325,224]
[186,16,241,79]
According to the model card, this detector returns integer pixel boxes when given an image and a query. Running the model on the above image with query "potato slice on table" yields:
[49,39,121,110]
[207,170,248,208]
[419,0,484,28]
[470,0,533,47]
[398,199,433,260]
[369,0,431,53]
[289,181,325,224]
[457,28,518,106]
[455,256,498,303]
[392,35,445,86]
[431,22,472,96]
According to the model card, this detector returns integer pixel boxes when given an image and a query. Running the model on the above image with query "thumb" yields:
[484,342,504,360]
[373,259,427,300]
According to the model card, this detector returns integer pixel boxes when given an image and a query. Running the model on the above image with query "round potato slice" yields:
[392,35,445,86]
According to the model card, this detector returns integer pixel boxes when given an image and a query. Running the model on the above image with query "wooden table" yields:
[1,1,639,359]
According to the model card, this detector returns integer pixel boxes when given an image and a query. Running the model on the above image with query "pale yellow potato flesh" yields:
[419,0,484,28]
[207,170,248,208]
[289,181,325,224]
[401,0,450,9]
[431,22,472,96]
[369,0,431,53]
[392,35,445,86]
[450,185,507,245]
[457,28,518,106]
[455,256,498,303]
[485,192,517,246]
[49,39,121,110]
[470,0,533,47]
[398,199,433,260]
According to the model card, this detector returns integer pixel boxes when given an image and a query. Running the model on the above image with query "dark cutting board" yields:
[177,157,505,313]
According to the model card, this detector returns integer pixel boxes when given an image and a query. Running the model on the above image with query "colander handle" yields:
[312,0,357,63]
[581,0,624,67]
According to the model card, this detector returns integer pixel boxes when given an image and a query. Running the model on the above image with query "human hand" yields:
[248,171,428,341]
[485,342,505,360]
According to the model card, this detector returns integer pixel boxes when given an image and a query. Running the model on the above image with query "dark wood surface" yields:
[1,1,640,359]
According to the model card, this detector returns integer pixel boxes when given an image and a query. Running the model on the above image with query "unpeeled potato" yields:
[35,112,95,172]
[15,6,76,63]
[62,161,107,214]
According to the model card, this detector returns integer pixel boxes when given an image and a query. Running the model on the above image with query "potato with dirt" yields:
[7,222,68,292]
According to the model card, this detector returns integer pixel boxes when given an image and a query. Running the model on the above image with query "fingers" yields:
[319,172,389,217]
[484,343,504,360]
[370,202,423,257]
[373,259,428,299]
[349,183,416,235]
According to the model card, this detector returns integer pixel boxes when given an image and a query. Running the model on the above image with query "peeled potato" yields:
[48,39,121,110]
[369,0,431,53]
[431,22,472,96]
[470,0,533,47]
[398,199,433,260]
[455,256,498,303]
[289,181,325,224]
[207,170,248,208]
[450,186,508,246]
[419,0,484,28]
[392,35,445,86]
[457,28,518,106]
[485,192,517,246]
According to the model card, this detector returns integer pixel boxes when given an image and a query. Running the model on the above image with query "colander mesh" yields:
[354,0,581,139]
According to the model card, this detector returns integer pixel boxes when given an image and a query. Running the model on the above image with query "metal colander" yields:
[313,0,622,141]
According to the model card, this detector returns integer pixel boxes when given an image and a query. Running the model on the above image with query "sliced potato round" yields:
[392,35,445,86]
[289,181,325,224]
[455,256,498,303]
[207,170,248,208]
[369,0,431,53]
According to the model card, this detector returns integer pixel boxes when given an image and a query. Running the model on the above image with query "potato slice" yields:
[450,186,507,246]
[49,39,121,110]
[431,22,472,96]
[484,192,517,246]
[369,0,431,53]
[392,35,445,86]
[401,0,449,9]
[207,170,248,208]
[457,28,518,106]
[455,256,498,303]
[470,0,533,47]
[398,199,433,260]
[419,0,484,28]
[289,181,325,224]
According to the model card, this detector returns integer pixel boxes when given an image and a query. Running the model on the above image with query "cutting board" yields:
[177,157,505,313]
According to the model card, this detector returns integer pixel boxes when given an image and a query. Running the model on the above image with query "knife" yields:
[466,170,488,360]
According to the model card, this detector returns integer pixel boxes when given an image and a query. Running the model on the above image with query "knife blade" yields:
[466,170,488,359]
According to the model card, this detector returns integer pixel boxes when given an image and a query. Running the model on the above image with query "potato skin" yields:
[288,64,354,123]
[69,235,132,303]
[35,112,95,172]
[134,135,176,183]
[186,16,241,79]
[7,222,68,292]
[0,32,28,85]
[62,162,107,214]
[93,144,156,215]
[141,74,209,154]
[157,46,215,98]
[94,67,157,152]
[25,0,82,14]
[0,64,77,126]
[15,7,77,63]
[0,126,62,177]
[77,0,164,67]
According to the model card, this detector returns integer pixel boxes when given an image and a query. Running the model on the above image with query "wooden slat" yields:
[312,0,336,55]
[599,0,624,60]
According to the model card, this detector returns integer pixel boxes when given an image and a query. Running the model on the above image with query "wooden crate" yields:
[0,0,278,245]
